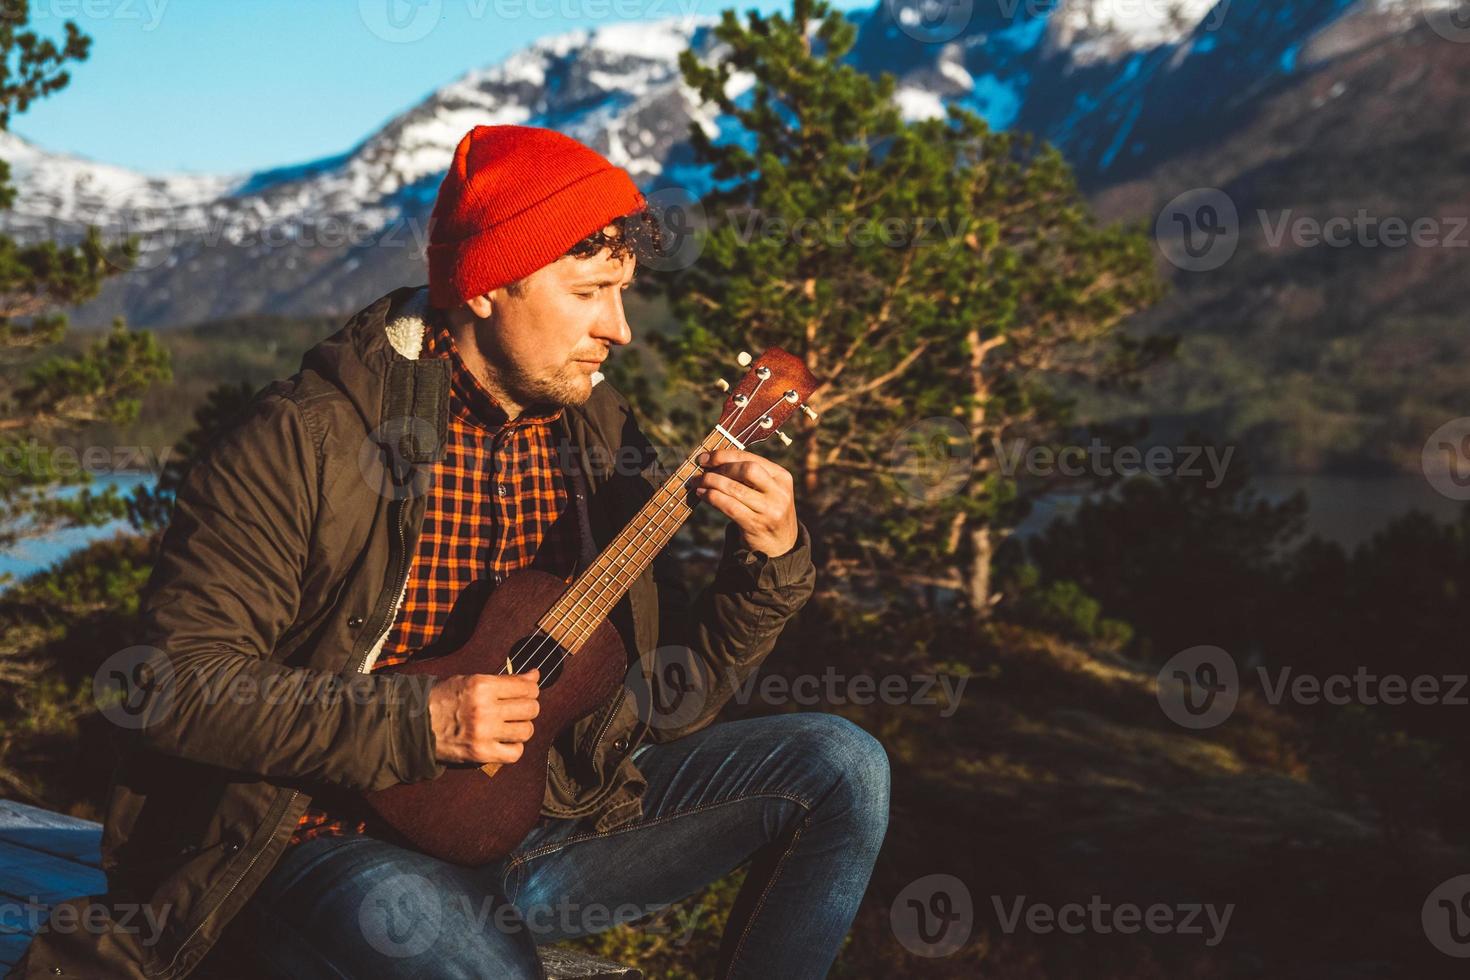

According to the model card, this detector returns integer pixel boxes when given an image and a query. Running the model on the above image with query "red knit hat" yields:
[425,125,646,310]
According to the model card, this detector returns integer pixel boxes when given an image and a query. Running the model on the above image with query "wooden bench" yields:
[0,799,640,979]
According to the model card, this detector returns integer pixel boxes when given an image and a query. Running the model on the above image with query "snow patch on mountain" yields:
[0,130,243,230]
[2,0,1457,327]
[895,86,948,120]
[1050,0,1228,65]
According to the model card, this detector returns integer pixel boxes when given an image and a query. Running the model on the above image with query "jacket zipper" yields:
[157,787,299,978]
[354,496,412,675]
[548,686,635,818]
[588,687,626,756]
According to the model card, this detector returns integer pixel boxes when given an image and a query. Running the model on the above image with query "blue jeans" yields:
[235,712,890,979]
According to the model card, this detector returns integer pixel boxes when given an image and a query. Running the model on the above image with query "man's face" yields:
[470,227,636,410]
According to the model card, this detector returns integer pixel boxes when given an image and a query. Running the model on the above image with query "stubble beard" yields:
[488,347,593,411]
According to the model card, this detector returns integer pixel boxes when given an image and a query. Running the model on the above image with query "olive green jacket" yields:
[9,285,815,979]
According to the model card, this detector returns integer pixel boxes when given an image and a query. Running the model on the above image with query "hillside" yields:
[8,0,1466,474]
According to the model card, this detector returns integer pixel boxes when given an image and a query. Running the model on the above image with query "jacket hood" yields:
[296,284,438,435]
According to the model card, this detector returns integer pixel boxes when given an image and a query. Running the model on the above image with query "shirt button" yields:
[492,572,504,585]
[496,483,508,497]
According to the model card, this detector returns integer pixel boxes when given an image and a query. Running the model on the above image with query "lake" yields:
[0,472,156,587]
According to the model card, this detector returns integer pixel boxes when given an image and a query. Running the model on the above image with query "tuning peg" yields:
[714,378,730,392]
[800,403,819,421]
[776,430,792,447]
[736,351,752,367]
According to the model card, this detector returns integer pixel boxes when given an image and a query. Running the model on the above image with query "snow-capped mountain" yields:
[1048,0,1226,65]
[5,0,1462,328]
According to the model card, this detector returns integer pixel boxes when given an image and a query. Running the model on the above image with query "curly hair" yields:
[505,206,664,296]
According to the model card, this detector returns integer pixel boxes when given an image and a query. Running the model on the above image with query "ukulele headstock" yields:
[714,348,819,449]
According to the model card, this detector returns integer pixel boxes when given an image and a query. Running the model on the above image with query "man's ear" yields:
[465,293,494,319]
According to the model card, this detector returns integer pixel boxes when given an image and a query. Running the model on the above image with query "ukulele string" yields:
[509,404,768,684]
[498,447,714,682]
[515,386,780,682]
[514,417,764,687]
[507,387,776,685]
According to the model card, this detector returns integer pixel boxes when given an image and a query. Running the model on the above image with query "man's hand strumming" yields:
[427,670,541,765]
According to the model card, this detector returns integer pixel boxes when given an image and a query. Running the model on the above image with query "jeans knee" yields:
[802,713,890,839]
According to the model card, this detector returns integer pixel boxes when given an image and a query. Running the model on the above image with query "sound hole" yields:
[508,630,568,688]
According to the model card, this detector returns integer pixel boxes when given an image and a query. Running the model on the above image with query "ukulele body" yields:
[359,567,629,866]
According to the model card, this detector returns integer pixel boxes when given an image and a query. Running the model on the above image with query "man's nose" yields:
[593,292,633,347]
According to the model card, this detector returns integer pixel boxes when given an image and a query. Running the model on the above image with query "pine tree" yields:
[0,4,171,569]
[655,0,1172,620]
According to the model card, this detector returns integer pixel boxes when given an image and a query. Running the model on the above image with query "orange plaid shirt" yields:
[288,309,582,847]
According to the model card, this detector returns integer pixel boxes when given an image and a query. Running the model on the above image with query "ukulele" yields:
[358,348,819,865]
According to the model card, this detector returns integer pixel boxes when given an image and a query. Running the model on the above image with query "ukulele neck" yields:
[537,426,742,653]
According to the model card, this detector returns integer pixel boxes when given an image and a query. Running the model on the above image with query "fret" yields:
[537,349,815,656]
[541,429,738,650]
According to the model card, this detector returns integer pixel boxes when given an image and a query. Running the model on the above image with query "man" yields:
[10,125,888,980]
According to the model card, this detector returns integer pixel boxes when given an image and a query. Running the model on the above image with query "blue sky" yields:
[17,0,871,176]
